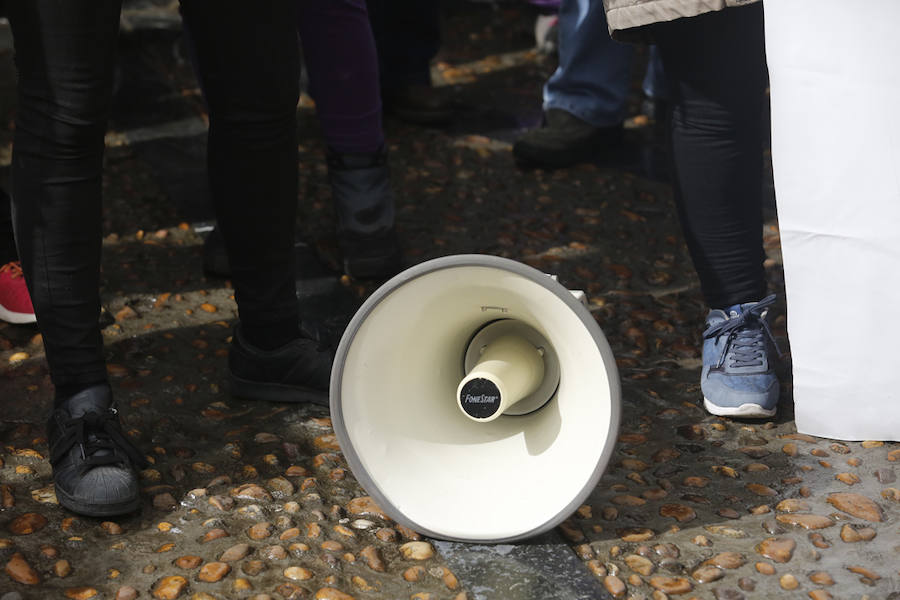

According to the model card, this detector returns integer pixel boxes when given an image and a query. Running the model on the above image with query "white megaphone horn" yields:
[329,254,621,543]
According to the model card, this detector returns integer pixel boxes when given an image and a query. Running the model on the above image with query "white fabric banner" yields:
[766,1,900,440]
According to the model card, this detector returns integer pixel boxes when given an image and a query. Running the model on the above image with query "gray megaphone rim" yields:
[329,253,621,543]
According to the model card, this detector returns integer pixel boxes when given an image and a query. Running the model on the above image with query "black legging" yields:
[652,3,768,309]
[7,0,302,389]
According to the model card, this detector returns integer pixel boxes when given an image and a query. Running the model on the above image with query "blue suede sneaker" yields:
[701,295,781,418]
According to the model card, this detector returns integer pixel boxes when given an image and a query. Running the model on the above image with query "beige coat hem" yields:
[604,0,758,40]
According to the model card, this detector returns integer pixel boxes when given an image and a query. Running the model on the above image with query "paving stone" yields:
[4,552,39,584]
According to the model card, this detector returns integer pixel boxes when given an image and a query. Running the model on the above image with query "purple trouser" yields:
[296,0,384,154]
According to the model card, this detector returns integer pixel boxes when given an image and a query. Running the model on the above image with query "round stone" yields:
[775,514,835,530]
[809,571,834,586]
[624,554,654,576]
[313,588,356,600]
[248,522,274,539]
[707,552,745,569]
[360,546,385,572]
[4,553,40,585]
[54,559,72,577]
[400,541,434,560]
[347,496,389,519]
[64,587,98,600]
[779,573,799,590]
[8,513,48,535]
[775,499,810,513]
[115,587,138,600]
[152,575,188,599]
[826,492,884,522]
[659,504,696,523]
[220,543,250,562]
[755,537,795,563]
[692,566,723,583]
[284,566,314,581]
[197,562,231,582]
[603,575,626,598]
[174,556,202,569]
[649,576,692,594]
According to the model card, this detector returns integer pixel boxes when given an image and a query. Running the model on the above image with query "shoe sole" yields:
[55,483,141,517]
[703,397,776,419]
[0,305,36,324]
[230,374,329,406]
[343,253,402,281]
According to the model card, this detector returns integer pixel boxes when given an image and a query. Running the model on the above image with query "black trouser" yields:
[7,1,302,389]
[652,3,768,309]
[0,188,15,264]
[366,0,441,89]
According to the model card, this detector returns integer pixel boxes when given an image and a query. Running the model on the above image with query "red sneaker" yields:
[0,261,36,324]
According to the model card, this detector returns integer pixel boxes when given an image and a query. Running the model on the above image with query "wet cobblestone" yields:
[1,3,900,599]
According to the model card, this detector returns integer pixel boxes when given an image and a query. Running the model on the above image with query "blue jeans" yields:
[543,0,665,127]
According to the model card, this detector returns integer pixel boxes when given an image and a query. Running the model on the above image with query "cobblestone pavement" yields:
[1,3,899,600]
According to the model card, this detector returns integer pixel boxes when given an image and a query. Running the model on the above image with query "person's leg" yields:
[514,0,631,168]
[297,0,383,155]
[367,0,450,125]
[296,0,400,279]
[7,0,145,517]
[653,4,776,418]
[0,188,15,264]
[653,5,768,309]
[180,0,332,401]
[8,0,120,394]
[180,1,301,348]
[543,0,632,128]
[367,0,440,90]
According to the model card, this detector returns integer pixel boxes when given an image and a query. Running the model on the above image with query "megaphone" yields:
[330,255,620,543]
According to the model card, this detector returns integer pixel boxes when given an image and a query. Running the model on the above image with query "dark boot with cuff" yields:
[327,147,402,280]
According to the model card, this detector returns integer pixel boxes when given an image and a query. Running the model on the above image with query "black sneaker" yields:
[513,109,624,169]
[47,384,146,517]
[327,148,403,280]
[228,326,333,405]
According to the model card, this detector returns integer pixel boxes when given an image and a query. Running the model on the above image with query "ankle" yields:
[55,381,108,407]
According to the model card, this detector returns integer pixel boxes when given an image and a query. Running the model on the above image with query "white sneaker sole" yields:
[0,305,37,324]
[703,397,776,418]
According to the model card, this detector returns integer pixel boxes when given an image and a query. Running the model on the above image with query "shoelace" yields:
[0,261,24,279]
[50,409,149,475]
[703,295,782,369]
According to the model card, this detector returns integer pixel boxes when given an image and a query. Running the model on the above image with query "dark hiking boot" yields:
[513,109,624,169]
[48,384,146,517]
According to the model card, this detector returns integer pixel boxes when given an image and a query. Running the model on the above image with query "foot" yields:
[228,326,333,405]
[327,148,403,280]
[383,83,453,127]
[701,295,781,418]
[0,261,36,324]
[513,109,624,169]
[47,384,146,517]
